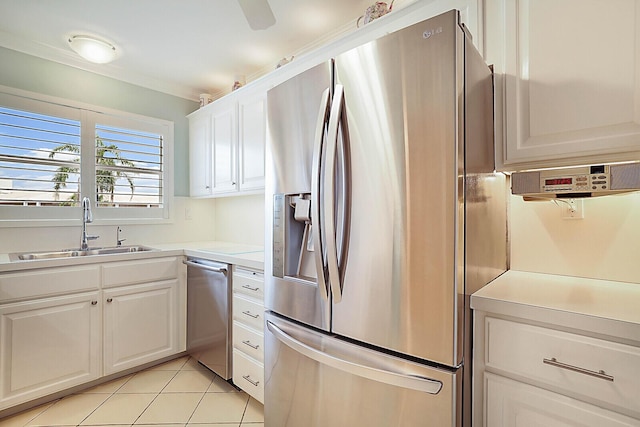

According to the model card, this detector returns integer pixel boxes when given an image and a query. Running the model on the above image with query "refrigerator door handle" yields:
[267,320,443,394]
[324,84,344,303]
[311,87,331,302]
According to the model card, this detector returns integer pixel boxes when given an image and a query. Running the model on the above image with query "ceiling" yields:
[0,0,397,102]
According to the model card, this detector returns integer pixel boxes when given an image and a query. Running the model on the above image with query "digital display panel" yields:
[545,178,572,186]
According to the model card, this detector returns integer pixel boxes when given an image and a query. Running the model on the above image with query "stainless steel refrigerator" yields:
[264,10,507,427]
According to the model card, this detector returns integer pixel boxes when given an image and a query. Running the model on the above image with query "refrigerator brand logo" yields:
[423,27,443,39]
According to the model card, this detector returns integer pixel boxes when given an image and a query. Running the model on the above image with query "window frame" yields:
[0,85,174,227]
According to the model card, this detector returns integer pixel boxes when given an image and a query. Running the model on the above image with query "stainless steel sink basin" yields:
[9,245,155,261]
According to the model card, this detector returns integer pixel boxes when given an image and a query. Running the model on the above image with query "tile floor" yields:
[0,356,264,427]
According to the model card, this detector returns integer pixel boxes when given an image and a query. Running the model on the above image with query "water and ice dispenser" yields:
[272,193,318,282]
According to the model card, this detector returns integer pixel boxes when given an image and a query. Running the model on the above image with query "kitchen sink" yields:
[9,245,156,261]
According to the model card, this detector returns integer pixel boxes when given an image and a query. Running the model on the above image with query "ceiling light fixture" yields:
[67,35,117,64]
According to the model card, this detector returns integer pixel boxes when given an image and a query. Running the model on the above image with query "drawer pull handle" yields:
[242,340,260,350]
[243,310,260,319]
[242,375,260,387]
[543,357,614,382]
[242,284,260,292]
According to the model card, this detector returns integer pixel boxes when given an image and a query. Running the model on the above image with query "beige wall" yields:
[213,194,265,247]
[510,192,640,284]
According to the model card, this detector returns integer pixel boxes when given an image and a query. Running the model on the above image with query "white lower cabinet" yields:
[103,280,179,375]
[474,313,640,425]
[0,291,101,410]
[485,373,640,427]
[231,266,264,403]
[233,349,265,404]
[0,256,186,412]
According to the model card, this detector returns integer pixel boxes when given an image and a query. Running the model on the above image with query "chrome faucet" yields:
[81,197,99,250]
[116,226,126,246]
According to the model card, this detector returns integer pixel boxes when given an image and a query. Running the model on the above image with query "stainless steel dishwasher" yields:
[184,258,232,379]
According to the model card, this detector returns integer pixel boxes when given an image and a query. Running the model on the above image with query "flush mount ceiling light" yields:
[67,35,117,64]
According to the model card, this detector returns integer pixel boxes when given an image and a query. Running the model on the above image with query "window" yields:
[94,124,163,208]
[0,105,81,207]
[0,89,173,225]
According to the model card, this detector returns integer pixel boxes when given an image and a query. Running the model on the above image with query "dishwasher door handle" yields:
[183,259,228,275]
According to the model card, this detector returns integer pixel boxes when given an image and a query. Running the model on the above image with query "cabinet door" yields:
[188,113,212,197]
[238,91,266,192]
[0,292,101,410]
[487,0,640,171]
[103,280,178,375]
[211,102,238,195]
[485,373,639,426]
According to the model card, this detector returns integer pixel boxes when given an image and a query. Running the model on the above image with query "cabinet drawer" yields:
[233,349,264,404]
[485,317,640,414]
[232,267,264,300]
[102,257,179,288]
[233,294,264,331]
[0,265,100,303]
[485,373,640,427]
[233,321,264,362]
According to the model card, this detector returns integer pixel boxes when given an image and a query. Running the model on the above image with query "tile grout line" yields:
[129,368,183,426]
[183,387,210,426]
[176,357,214,427]
[74,372,135,427]
[239,395,251,425]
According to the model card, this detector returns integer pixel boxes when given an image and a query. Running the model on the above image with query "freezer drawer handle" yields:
[243,310,260,319]
[241,284,260,292]
[242,375,260,387]
[543,357,614,382]
[182,259,228,275]
[242,340,260,350]
[267,321,443,394]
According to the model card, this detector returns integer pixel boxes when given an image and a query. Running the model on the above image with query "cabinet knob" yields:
[106,298,113,303]
[91,300,98,305]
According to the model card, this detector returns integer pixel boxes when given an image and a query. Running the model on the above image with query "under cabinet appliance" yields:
[511,162,640,199]
[184,258,232,379]
[264,10,507,427]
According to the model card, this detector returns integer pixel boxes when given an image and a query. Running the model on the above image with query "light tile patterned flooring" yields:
[0,356,264,427]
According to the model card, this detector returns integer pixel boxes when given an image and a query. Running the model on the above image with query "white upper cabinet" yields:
[211,98,239,195]
[487,0,640,171]
[188,114,212,197]
[188,85,266,198]
[237,90,266,192]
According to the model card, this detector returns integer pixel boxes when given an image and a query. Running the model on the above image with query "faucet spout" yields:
[82,196,93,224]
[81,197,99,250]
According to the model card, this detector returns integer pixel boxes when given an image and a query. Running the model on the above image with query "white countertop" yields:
[159,241,264,271]
[471,270,640,343]
[0,241,264,273]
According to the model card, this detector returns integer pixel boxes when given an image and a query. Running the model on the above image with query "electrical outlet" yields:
[562,199,584,219]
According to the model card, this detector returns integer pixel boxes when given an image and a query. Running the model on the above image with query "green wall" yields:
[0,46,199,196]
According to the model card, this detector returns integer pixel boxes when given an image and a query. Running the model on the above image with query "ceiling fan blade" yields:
[237,0,276,30]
